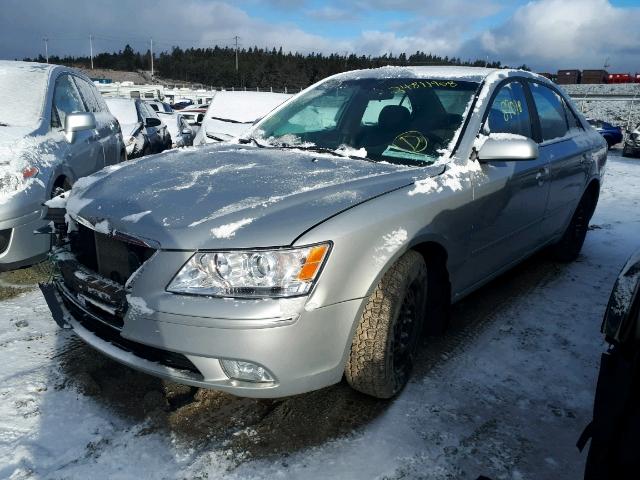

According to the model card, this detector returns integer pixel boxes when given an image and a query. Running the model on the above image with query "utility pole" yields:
[89,34,94,69]
[43,37,49,63]
[234,35,239,72]
[150,38,154,79]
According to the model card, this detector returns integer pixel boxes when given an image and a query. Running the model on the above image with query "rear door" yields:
[51,73,102,179]
[462,79,551,289]
[528,81,590,239]
[73,76,118,166]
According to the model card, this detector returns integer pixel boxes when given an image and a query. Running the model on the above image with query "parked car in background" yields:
[146,100,193,147]
[41,67,606,400]
[622,124,640,157]
[580,249,640,478]
[171,99,194,110]
[587,119,623,148]
[105,98,171,158]
[193,91,291,145]
[177,106,207,137]
[0,61,124,271]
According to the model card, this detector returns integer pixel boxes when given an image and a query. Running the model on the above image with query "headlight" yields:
[167,243,331,298]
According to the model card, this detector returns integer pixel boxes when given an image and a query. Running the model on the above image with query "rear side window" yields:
[530,83,568,141]
[562,98,583,132]
[485,81,532,138]
[51,74,86,128]
[73,77,100,113]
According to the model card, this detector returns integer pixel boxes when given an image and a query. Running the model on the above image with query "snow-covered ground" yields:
[1,150,639,480]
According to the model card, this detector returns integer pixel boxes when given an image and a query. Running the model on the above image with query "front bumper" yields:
[624,141,640,156]
[0,209,50,271]
[42,256,363,398]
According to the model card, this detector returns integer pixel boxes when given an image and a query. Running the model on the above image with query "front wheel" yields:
[345,250,427,399]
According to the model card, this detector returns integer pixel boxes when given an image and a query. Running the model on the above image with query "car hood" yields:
[120,122,141,137]
[0,126,37,162]
[65,144,443,250]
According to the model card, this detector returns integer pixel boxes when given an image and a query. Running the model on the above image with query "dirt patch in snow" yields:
[55,338,385,461]
[0,263,50,300]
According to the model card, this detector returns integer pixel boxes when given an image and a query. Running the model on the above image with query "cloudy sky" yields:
[1,0,639,72]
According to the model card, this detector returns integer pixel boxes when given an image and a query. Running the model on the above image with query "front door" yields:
[51,74,102,180]
[460,80,551,291]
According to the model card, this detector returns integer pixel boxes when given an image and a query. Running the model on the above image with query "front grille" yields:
[0,228,10,254]
[58,259,127,330]
[59,286,200,375]
[53,224,198,376]
[71,225,155,285]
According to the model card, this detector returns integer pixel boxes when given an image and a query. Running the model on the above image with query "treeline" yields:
[26,44,526,89]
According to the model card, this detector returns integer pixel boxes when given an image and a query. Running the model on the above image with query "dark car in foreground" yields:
[622,124,640,158]
[587,119,623,148]
[105,98,171,158]
[40,66,606,399]
[580,249,640,479]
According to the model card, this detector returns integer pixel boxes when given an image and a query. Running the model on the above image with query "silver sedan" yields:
[41,66,606,399]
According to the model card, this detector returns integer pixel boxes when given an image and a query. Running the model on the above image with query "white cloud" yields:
[1,0,638,73]
[462,0,640,71]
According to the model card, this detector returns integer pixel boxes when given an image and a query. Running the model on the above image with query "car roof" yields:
[330,65,546,85]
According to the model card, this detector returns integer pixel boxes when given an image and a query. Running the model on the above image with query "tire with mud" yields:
[550,191,594,262]
[345,250,427,399]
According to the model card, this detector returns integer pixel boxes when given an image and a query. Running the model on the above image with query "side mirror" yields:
[64,112,95,143]
[145,117,162,128]
[477,135,539,162]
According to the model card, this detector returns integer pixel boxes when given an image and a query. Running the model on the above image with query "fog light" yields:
[220,359,275,383]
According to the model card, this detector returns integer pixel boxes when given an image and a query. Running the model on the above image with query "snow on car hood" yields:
[120,122,140,137]
[65,144,443,249]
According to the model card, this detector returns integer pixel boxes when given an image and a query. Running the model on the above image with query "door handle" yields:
[535,167,549,186]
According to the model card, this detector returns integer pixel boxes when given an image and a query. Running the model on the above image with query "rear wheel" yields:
[345,250,427,399]
[550,192,594,262]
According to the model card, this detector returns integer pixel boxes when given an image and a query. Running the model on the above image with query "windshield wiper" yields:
[275,144,376,163]
[208,116,253,124]
[238,136,267,148]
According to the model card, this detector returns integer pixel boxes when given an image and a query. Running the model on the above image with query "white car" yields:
[193,91,291,145]
[146,101,193,147]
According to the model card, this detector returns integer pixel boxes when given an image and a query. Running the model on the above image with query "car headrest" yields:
[378,105,411,130]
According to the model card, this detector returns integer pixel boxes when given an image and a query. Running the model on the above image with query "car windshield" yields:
[253,77,479,165]
[0,64,48,127]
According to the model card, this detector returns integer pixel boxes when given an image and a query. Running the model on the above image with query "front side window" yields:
[254,78,479,165]
[52,74,86,128]
[485,81,532,138]
[530,83,568,141]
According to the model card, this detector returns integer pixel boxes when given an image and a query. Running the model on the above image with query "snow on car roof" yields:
[0,61,53,128]
[332,65,501,83]
[104,98,139,125]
